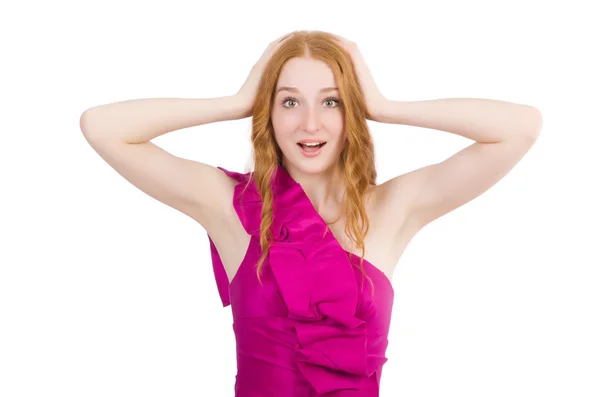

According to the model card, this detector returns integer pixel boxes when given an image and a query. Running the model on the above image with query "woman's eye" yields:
[282,98,298,107]
[281,97,340,108]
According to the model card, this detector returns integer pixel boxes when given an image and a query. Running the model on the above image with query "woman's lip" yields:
[298,142,326,157]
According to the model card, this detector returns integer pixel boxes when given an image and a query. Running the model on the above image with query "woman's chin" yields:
[286,157,337,175]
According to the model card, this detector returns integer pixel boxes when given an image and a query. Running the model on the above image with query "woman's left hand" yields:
[333,34,389,122]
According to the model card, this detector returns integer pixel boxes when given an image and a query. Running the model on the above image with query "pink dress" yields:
[208,163,394,396]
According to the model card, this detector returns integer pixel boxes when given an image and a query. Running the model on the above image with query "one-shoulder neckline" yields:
[275,164,393,290]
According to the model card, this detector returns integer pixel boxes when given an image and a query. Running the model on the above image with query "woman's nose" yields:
[302,106,320,132]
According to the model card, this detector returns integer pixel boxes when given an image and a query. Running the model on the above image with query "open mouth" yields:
[297,142,327,150]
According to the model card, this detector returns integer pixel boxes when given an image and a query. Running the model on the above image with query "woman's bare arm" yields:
[81,97,247,143]
[79,96,248,228]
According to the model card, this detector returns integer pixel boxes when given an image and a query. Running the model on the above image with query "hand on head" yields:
[235,32,297,118]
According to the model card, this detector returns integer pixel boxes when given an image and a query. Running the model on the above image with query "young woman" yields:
[80,30,542,396]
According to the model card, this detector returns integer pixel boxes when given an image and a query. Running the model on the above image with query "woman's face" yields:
[271,56,345,175]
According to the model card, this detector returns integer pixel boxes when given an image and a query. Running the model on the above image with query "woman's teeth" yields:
[298,142,326,148]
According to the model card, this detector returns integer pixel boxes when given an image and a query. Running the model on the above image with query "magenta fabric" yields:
[208,164,394,396]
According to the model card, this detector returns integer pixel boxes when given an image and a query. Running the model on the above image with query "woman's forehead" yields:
[277,57,336,90]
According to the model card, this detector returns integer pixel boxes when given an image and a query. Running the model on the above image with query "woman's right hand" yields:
[235,32,296,118]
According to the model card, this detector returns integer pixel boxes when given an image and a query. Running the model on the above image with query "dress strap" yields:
[208,235,231,307]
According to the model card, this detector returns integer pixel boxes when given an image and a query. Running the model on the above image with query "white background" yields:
[1,0,598,396]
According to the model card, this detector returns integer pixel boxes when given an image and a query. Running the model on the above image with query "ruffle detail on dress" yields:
[223,164,385,394]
